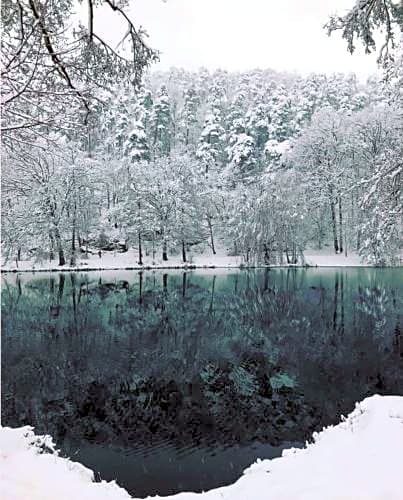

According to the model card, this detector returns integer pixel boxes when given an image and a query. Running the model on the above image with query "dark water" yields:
[2,268,402,497]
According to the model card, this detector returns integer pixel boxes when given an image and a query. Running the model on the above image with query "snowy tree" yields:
[1,0,158,150]
[352,105,402,265]
[179,86,200,147]
[102,88,150,163]
[246,102,271,151]
[151,85,172,157]
[172,157,206,262]
[326,0,403,65]
[196,110,226,173]
[2,137,99,265]
[224,87,258,182]
[268,84,299,141]
[226,133,257,183]
[226,174,308,264]
[290,109,354,254]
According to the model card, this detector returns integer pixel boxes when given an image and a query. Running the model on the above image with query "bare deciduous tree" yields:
[325,0,403,65]
[1,0,158,148]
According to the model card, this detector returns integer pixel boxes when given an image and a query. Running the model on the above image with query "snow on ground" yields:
[1,395,403,500]
[304,249,366,267]
[0,427,131,500]
[1,245,375,273]
[0,246,242,272]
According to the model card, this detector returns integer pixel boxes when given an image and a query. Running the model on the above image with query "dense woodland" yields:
[1,0,402,267]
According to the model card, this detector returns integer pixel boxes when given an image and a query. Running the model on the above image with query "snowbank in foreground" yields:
[0,429,131,500]
[1,395,403,500]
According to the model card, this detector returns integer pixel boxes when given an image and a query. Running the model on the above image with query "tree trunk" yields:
[278,240,284,265]
[49,232,55,260]
[263,244,270,264]
[17,247,21,261]
[316,217,323,249]
[54,226,65,266]
[87,127,92,157]
[162,239,168,261]
[70,224,76,266]
[285,248,291,264]
[182,240,186,263]
[207,216,216,254]
[70,165,77,266]
[330,200,339,254]
[138,232,143,265]
[338,196,343,254]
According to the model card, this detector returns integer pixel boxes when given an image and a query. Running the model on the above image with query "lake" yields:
[2,268,402,497]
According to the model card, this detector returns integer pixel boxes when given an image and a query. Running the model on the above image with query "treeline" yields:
[2,68,402,266]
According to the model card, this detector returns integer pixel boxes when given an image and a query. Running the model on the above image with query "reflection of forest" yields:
[2,269,402,453]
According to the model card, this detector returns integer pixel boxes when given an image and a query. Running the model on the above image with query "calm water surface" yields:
[2,268,402,496]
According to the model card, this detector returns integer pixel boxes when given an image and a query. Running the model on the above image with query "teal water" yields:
[2,268,402,496]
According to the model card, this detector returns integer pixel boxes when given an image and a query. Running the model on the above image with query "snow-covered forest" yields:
[1,1,402,269]
[3,67,402,268]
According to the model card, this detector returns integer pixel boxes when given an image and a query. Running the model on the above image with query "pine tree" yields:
[151,85,172,157]
[196,109,226,174]
[180,86,200,147]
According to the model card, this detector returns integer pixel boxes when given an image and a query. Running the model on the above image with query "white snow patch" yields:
[264,139,291,157]
[0,427,131,500]
[1,246,244,272]
[304,249,366,267]
[1,395,403,500]
[1,244,400,273]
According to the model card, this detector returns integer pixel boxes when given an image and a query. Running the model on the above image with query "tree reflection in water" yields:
[2,268,402,496]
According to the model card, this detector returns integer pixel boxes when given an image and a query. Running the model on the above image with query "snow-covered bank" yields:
[304,249,366,267]
[1,247,387,273]
[1,395,403,500]
[1,247,241,273]
[0,427,131,500]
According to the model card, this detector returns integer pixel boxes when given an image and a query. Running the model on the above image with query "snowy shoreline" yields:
[1,395,403,500]
[0,263,391,274]
[2,248,399,273]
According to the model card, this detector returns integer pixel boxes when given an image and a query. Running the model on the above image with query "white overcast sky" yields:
[91,0,381,79]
